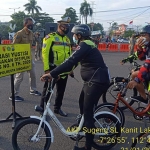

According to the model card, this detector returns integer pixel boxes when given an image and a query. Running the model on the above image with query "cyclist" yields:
[122,25,150,104]
[40,24,110,150]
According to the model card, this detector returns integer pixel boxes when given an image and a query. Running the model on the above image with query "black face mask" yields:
[27,24,33,30]
[63,28,69,34]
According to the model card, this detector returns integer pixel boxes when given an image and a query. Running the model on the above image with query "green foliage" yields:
[80,0,93,24]
[87,23,104,32]
[24,0,42,14]
[0,24,10,39]
[123,30,135,38]
[61,7,78,23]
[9,11,27,32]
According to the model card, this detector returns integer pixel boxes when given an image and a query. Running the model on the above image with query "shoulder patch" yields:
[45,35,50,40]
[16,35,20,39]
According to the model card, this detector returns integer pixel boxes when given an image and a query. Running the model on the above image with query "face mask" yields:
[27,24,33,31]
[63,28,69,34]
[73,36,78,44]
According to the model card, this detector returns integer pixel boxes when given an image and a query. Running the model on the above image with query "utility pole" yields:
[90,1,96,31]
[9,7,20,13]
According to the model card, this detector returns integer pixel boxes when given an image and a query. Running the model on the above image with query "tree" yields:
[0,24,10,39]
[9,11,54,32]
[61,7,78,23]
[9,11,27,32]
[33,12,54,31]
[24,0,42,15]
[123,30,135,38]
[80,0,93,24]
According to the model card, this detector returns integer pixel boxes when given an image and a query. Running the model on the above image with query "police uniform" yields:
[41,17,72,116]
[12,28,39,98]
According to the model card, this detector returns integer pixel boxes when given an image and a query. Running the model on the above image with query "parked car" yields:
[117,39,129,43]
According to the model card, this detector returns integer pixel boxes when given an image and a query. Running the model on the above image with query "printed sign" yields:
[0,44,31,78]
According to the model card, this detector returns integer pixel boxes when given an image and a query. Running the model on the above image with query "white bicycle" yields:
[12,79,121,150]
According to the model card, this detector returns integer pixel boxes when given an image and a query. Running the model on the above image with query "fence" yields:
[98,43,138,52]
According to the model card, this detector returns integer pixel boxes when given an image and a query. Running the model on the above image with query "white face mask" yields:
[73,36,78,44]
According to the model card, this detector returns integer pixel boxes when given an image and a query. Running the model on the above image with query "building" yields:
[113,24,127,36]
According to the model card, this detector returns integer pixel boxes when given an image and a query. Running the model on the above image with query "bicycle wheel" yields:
[12,118,51,150]
[131,133,150,149]
[94,103,125,127]
[92,113,121,150]
[102,81,137,110]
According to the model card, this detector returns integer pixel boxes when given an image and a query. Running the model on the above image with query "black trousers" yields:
[79,82,109,150]
[40,76,68,110]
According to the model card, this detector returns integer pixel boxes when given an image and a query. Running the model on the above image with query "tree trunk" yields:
[85,16,87,24]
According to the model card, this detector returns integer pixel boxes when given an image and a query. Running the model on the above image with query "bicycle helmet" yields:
[71,24,91,37]
[140,25,150,34]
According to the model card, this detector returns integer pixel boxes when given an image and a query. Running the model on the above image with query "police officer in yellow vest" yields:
[41,17,72,116]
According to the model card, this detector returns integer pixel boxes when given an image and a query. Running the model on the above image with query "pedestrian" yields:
[34,32,42,61]
[9,17,41,102]
[40,17,73,117]
[40,24,110,150]
[129,34,136,55]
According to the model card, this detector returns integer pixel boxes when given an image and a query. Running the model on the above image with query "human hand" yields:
[137,37,148,50]
[45,70,50,74]
[127,80,138,89]
[40,73,52,82]
[121,58,128,64]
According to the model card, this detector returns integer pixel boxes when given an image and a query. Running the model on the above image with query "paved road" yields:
[0,52,147,150]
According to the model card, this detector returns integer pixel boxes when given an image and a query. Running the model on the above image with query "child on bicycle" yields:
[121,25,150,104]
[40,24,110,150]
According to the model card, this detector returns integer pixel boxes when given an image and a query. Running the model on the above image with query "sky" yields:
[0,0,150,30]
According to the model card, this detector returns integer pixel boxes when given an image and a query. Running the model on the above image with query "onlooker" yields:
[129,34,136,56]
[9,17,41,102]
[34,32,42,61]
[40,17,72,117]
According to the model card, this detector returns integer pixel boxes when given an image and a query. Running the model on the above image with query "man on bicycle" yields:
[40,24,110,150]
[123,25,150,104]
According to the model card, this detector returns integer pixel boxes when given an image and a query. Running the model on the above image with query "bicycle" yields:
[12,79,121,150]
[98,79,150,129]
[102,61,140,110]
[131,132,150,149]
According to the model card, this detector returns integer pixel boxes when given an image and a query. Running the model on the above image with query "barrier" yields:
[120,44,129,52]
[1,40,12,44]
[108,43,118,52]
[98,43,107,51]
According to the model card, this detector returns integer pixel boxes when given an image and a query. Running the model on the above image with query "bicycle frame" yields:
[113,90,150,117]
[30,79,120,143]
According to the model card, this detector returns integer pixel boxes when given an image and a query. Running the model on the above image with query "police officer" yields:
[9,17,41,102]
[41,17,72,116]
[40,24,110,150]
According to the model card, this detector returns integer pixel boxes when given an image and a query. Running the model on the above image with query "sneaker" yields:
[131,96,148,104]
[72,146,87,150]
[9,96,24,102]
[30,90,41,96]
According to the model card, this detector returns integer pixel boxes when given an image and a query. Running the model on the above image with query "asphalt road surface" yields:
[0,51,148,150]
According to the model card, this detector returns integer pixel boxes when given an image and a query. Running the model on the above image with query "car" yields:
[117,39,123,43]
[117,39,129,43]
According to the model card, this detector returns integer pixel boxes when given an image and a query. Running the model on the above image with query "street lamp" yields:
[107,21,114,36]
[9,7,20,13]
